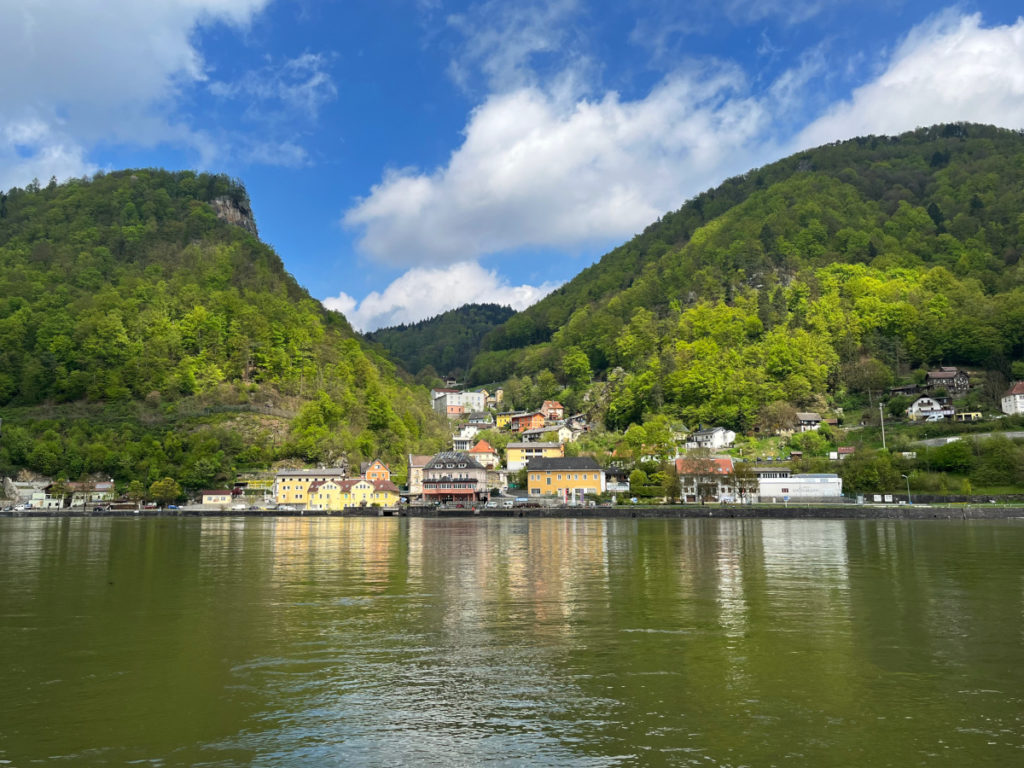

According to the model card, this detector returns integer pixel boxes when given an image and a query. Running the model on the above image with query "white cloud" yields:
[0,0,270,190]
[446,0,583,93]
[321,261,560,331]
[797,11,1024,147]
[344,63,771,266]
[209,53,338,120]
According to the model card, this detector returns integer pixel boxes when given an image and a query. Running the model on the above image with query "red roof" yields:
[675,457,734,475]
[470,440,495,453]
[372,480,400,493]
[1007,382,1024,396]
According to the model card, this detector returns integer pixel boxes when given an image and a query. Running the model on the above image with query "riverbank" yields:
[3,504,1023,520]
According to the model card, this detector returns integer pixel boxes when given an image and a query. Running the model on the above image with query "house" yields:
[1002,381,1024,415]
[495,411,520,430]
[274,468,347,507]
[520,424,573,444]
[510,411,545,433]
[466,411,494,428]
[925,366,970,394]
[506,441,564,470]
[795,412,822,432]
[431,388,485,419]
[200,489,233,506]
[675,456,735,503]
[758,473,842,502]
[40,480,116,509]
[832,446,856,460]
[685,427,736,451]
[526,457,606,503]
[540,400,564,420]
[469,440,500,469]
[452,424,481,452]
[407,454,433,496]
[421,452,488,504]
[335,478,399,508]
[906,396,955,421]
[361,459,391,483]
[305,479,343,510]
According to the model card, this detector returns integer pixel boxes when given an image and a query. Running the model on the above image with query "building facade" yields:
[421,452,488,504]
[506,441,564,471]
[274,468,347,507]
[1002,381,1024,415]
[527,457,605,502]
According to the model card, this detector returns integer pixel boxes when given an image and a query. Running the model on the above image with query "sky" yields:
[3,1,1024,331]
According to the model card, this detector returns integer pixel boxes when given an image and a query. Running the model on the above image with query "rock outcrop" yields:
[210,196,259,237]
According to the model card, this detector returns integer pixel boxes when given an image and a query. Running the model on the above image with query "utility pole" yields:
[879,403,886,451]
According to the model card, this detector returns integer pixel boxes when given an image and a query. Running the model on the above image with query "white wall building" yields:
[1002,382,1024,415]
[758,474,843,502]
[906,396,955,421]
[685,427,736,451]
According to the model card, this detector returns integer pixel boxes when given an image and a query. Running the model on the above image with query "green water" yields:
[1,517,1022,766]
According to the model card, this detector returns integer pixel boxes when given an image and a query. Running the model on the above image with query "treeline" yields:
[366,303,515,379]
[0,170,446,485]
[466,124,1024,430]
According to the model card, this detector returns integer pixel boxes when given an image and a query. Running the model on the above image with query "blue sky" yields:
[3,1,1024,330]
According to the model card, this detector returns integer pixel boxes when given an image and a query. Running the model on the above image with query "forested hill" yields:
[467,123,1024,430]
[0,170,445,486]
[366,303,515,380]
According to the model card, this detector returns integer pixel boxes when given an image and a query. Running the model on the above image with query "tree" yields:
[730,461,758,503]
[562,346,593,388]
[126,479,146,506]
[660,463,681,503]
[758,400,797,435]
[149,477,182,505]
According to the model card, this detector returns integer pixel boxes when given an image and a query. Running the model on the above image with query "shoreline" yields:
[3,504,1023,521]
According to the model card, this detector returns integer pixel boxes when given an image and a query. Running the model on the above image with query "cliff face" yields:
[210,195,259,237]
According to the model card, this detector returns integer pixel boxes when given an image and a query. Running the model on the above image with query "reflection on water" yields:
[1,517,1022,766]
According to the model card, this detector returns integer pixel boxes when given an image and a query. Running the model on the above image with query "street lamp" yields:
[901,473,912,505]
[879,403,886,451]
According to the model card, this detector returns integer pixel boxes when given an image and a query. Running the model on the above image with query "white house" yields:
[452,424,481,452]
[685,427,736,451]
[1002,382,1024,415]
[906,396,955,421]
[795,412,822,432]
[758,474,843,501]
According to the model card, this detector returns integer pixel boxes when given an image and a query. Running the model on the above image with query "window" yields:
[546,477,551,485]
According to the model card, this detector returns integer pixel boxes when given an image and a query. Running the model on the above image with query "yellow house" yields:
[274,468,347,507]
[527,457,605,502]
[306,479,344,510]
[338,478,400,508]
[495,411,517,429]
[506,441,564,470]
[201,489,233,506]
[362,459,391,483]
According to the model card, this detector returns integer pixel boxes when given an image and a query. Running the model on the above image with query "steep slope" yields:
[468,123,1024,429]
[366,303,515,379]
[0,170,445,486]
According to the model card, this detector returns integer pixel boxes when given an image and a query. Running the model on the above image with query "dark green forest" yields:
[0,170,446,487]
[467,124,1024,430]
[366,303,515,379]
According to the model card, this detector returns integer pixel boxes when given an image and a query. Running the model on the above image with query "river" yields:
[1,517,1022,766]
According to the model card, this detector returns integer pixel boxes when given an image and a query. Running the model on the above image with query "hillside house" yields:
[361,459,391,483]
[685,427,736,451]
[1002,381,1024,415]
[540,400,564,420]
[925,366,970,394]
[506,441,564,471]
[796,412,822,432]
[906,396,955,421]
[510,411,545,433]
[469,439,500,469]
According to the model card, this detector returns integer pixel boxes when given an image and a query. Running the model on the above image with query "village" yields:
[5,365,1022,514]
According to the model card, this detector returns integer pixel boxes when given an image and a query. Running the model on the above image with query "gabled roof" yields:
[470,440,496,454]
[675,457,734,475]
[408,454,433,467]
[1006,381,1024,396]
[425,451,485,470]
[796,412,821,421]
[372,479,400,493]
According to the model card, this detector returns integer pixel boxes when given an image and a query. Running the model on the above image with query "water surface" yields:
[1,517,1022,766]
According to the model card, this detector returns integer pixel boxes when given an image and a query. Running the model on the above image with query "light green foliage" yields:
[0,170,447,485]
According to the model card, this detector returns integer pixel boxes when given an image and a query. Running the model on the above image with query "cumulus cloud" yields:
[321,261,560,331]
[797,11,1024,147]
[0,0,269,190]
[344,63,770,265]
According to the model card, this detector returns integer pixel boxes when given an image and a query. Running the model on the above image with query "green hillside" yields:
[0,170,445,488]
[468,123,1024,430]
[366,303,515,380]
